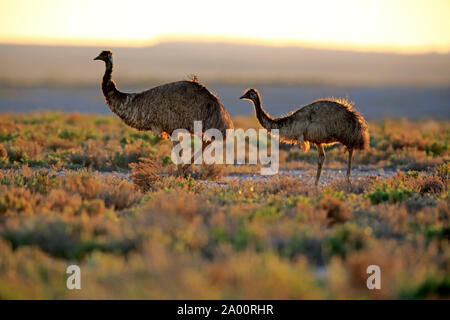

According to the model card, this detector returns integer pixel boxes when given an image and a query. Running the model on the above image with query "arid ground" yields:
[0,112,448,299]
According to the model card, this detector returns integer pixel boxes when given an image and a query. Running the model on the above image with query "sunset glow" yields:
[0,0,449,53]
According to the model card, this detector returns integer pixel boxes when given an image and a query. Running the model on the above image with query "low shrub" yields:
[130,158,160,192]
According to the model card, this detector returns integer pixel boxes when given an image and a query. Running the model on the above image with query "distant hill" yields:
[0,41,449,87]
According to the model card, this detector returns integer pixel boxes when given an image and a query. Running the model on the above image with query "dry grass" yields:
[130,157,160,192]
[316,195,352,226]
[0,112,448,299]
[0,144,7,160]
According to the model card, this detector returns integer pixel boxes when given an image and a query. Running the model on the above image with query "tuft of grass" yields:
[316,195,351,225]
[0,144,7,160]
[419,175,445,195]
[366,181,417,204]
[130,157,160,192]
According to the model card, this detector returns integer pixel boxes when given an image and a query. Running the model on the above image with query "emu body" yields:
[94,50,233,136]
[94,50,233,172]
[240,89,369,185]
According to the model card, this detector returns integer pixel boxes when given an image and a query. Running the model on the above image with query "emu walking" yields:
[240,89,369,185]
[94,50,233,171]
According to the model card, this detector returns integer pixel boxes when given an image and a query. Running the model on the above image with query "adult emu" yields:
[240,88,369,185]
[94,50,233,171]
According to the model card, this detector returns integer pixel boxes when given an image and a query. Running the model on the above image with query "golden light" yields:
[0,0,449,53]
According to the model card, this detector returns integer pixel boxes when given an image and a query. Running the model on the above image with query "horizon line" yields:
[0,35,449,55]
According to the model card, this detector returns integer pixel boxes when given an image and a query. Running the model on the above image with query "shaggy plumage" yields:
[94,50,233,137]
[240,88,369,185]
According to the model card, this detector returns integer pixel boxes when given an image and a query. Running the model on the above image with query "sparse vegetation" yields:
[0,112,448,299]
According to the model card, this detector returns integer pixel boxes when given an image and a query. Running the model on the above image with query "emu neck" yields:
[252,96,278,131]
[101,61,128,118]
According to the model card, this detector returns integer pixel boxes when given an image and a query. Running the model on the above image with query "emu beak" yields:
[239,95,246,100]
[93,55,101,61]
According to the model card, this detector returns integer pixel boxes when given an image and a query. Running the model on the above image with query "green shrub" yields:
[0,144,7,159]
[58,128,80,141]
[1,218,139,260]
[425,142,448,157]
[366,183,416,204]
[0,130,18,143]
[323,223,372,259]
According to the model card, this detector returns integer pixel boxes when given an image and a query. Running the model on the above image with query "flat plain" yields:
[0,112,448,299]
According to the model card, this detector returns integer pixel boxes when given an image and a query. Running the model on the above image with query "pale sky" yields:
[0,0,449,53]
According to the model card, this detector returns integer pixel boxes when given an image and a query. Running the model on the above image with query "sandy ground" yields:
[45,166,397,188]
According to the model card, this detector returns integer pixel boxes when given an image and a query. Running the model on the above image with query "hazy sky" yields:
[0,0,449,53]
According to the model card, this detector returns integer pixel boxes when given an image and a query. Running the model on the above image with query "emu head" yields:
[93,50,113,64]
[240,88,259,102]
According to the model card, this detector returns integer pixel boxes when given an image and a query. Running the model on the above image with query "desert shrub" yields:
[139,190,211,251]
[0,186,39,216]
[323,223,373,259]
[151,175,204,194]
[405,195,436,213]
[100,178,141,210]
[425,142,448,157]
[45,151,70,166]
[419,175,445,195]
[63,172,103,199]
[0,168,58,194]
[6,139,42,163]
[0,129,18,143]
[44,189,82,214]
[121,131,161,146]
[58,128,80,141]
[255,176,311,197]
[399,273,450,299]
[130,158,160,192]
[161,155,172,166]
[61,172,141,210]
[1,218,140,260]
[46,137,77,151]
[0,144,7,159]
[198,164,225,180]
[316,195,351,225]
[0,113,449,299]
[274,231,324,265]
[23,170,58,194]
[69,140,109,170]
[247,199,286,221]
[366,183,416,204]
[77,199,106,216]
[436,163,449,182]
[204,251,324,299]
[331,176,378,194]
[5,147,29,163]
[113,140,156,169]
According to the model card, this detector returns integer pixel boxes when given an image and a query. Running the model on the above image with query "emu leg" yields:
[315,144,325,186]
[346,148,353,183]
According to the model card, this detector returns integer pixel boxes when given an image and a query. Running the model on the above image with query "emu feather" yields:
[240,88,369,185]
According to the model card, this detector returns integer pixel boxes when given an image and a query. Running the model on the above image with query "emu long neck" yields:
[101,61,138,128]
[252,95,278,131]
[102,61,124,108]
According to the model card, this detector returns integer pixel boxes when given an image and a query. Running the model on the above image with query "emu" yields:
[240,88,369,185]
[94,50,233,171]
